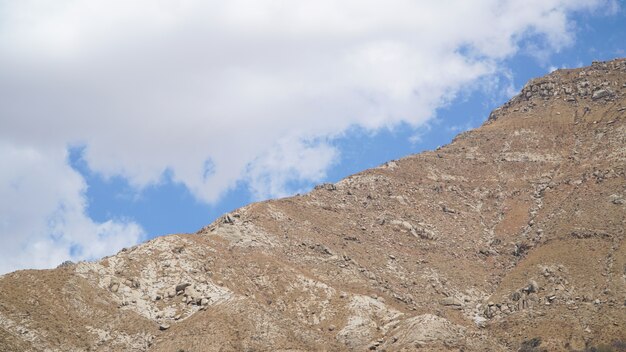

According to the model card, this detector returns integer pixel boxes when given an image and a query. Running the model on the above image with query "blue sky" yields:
[73,10,626,237]
[0,0,625,273]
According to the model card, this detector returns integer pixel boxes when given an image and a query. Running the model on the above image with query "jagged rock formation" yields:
[1,59,625,352]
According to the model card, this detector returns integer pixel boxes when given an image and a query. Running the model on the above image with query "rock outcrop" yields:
[1,59,625,351]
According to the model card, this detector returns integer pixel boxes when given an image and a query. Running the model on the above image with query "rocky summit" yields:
[1,59,626,352]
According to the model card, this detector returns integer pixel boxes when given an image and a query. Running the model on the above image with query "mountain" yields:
[1,59,625,352]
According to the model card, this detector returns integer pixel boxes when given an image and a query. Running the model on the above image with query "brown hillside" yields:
[1,58,625,352]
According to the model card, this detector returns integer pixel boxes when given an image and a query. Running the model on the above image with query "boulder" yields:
[175,283,191,293]
[314,183,337,191]
[592,89,611,100]
[440,297,463,308]
[56,260,74,268]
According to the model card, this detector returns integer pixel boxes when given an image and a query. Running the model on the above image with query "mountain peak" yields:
[488,58,626,123]
[1,59,625,351]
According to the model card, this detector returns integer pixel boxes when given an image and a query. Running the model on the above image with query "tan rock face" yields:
[1,58,626,351]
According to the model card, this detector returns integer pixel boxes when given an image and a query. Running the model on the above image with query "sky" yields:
[0,0,625,274]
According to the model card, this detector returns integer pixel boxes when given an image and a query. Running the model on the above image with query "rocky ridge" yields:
[1,59,625,351]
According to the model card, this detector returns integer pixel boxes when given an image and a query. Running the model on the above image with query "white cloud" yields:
[0,0,616,273]
[245,136,339,199]
[0,142,144,274]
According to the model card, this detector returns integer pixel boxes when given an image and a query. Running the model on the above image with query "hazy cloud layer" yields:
[0,0,616,273]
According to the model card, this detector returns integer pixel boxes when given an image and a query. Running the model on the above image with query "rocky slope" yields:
[1,59,625,352]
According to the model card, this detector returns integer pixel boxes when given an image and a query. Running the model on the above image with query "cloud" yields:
[0,0,616,273]
[0,142,144,274]
[245,136,339,199]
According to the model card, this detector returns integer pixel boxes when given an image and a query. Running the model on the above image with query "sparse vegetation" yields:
[519,337,544,352]
[579,340,626,352]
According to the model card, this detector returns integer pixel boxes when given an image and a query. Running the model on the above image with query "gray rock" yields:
[184,286,198,296]
[222,214,235,224]
[592,89,611,100]
[159,324,170,331]
[175,283,191,293]
[440,203,457,214]
[314,183,336,191]
[440,297,463,308]
[483,305,497,318]
[413,226,437,240]
[609,194,625,205]
[510,291,521,302]
[56,260,74,268]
